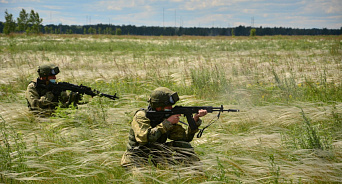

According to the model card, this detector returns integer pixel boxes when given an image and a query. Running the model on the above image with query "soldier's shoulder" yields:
[27,81,37,88]
[135,109,147,117]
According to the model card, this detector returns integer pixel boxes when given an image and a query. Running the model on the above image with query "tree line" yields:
[2,9,42,34]
[1,9,341,36]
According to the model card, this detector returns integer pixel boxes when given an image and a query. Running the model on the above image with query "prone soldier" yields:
[25,64,81,114]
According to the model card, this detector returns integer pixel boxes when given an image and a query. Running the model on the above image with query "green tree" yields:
[250,28,256,36]
[29,10,43,34]
[88,27,94,34]
[17,9,29,33]
[88,27,97,34]
[44,26,49,33]
[3,9,16,35]
[231,28,235,36]
[45,26,53,34]
[116,28,122,35]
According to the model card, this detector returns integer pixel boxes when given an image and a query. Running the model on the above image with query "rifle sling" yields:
[197,111,221,138]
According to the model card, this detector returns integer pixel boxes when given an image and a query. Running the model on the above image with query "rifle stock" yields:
[146,105,239,130]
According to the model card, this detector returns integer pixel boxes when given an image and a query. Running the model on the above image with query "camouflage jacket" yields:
[25,78,71,110]
[127,108,202,149]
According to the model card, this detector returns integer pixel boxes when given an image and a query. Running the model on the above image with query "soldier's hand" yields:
[193,109,207,122]
[76,93,83,102]
[68,92,81,105]
[45,91,55,101]
[167,114,181,125]
[197,109,208,117]
[59,91,68,103]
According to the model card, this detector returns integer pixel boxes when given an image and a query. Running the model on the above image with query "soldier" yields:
[25,64,81,114]
[121,87,208,168]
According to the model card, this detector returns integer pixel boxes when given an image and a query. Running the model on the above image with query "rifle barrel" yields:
[99,93,119,100]
[209,106,240,112]
[225,109,239,112]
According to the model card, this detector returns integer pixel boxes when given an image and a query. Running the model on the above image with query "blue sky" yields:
[1,0,341,29]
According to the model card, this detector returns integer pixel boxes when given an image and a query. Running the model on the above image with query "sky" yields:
[1,0,341,29]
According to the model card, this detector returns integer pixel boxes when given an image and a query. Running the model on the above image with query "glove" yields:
[59,91,69,104]
[45,91,55,101]
[68,92,82,105]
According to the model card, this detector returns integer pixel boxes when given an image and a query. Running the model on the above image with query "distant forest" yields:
[1,21,341,36]
[2,8,341,36]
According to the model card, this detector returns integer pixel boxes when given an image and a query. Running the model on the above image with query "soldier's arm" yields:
[25,83,57,109]
[169,109,206,141]
[168,119,202,142]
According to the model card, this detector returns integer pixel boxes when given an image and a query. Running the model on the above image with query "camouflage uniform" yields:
[25,64,80,114]
[121,87,202,167]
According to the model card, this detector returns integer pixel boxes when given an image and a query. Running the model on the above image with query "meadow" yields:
[0,34,341,183]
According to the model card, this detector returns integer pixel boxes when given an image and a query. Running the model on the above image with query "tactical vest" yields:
[27,79,59,109]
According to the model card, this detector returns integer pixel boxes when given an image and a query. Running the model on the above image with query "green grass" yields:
[0,34,341,183]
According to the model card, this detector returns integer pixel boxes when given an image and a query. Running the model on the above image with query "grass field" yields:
[0,34,341,183]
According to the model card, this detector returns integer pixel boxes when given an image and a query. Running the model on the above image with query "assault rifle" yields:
[146,105,239,136]
[46,82,119,100]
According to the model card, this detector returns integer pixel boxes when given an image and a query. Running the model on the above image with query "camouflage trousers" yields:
[121,141,200,168]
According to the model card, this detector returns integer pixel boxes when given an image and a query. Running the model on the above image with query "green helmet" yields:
[148,87,179,108]
[37,64,60,77]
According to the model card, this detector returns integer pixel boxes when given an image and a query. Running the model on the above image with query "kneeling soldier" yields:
[121,87,207,168]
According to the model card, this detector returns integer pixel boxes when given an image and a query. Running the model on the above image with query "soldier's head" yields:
[37,64,59,83]
[148,87,179,110]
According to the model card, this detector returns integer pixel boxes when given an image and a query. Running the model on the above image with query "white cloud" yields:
[324,2,342,14]
[242,9,256,14]
[181,0,230,11]
[96,0,154,11]
[42,5,63,10]
[6,0,40,2]
[1,0,9,3]
[301,0,342,15]
[184,13,234,27]
[98,0,131,11]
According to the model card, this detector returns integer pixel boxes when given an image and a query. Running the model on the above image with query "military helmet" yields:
[37,64,60,77]
[149,87,179,108]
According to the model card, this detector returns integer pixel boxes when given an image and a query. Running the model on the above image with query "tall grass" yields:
[282,108,334,150]
[0,115,28,183]
[0,34,341,183]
